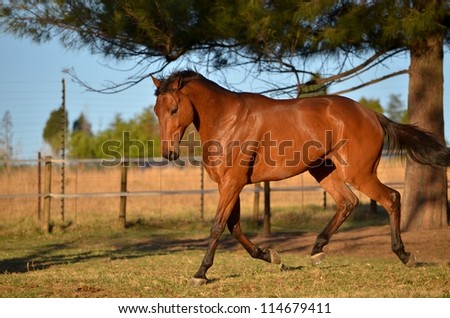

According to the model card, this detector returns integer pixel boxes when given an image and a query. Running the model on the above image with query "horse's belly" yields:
[249,159,309,183]
[248,139,326,182]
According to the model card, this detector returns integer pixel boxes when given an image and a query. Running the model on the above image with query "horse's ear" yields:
[170,76,183,91]
[151,76,161,89]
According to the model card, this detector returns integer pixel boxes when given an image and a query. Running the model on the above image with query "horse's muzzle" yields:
[161,132,181,161]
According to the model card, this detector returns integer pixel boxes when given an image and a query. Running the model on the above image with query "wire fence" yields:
[1,155,448,230]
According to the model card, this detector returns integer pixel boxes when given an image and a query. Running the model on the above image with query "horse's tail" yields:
[376,113,450,167]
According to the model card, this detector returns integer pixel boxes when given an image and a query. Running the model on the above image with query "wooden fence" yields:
[2,155,445,233]
[36,156,317,232]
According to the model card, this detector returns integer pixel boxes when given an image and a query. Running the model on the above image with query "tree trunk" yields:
[401,34,448,230]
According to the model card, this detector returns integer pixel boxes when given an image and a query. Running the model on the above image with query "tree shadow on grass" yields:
[0,242,78,273]
[0,234,222,274]
[0,231,294,274]
[1,215,447,274]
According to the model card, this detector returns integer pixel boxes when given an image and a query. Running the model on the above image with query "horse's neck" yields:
[187,80,236,139]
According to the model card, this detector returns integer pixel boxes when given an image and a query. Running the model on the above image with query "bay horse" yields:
[152,70,450,286]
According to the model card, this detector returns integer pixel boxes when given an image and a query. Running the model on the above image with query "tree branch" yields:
[332,69,409,95]
[63,59,171,94]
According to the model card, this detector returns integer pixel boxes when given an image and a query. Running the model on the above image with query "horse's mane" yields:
[154,69,203,96]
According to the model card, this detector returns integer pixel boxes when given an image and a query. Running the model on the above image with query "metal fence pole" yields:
[60,78,66,222]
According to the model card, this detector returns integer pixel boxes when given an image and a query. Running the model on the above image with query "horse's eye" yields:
[170,106,178,115]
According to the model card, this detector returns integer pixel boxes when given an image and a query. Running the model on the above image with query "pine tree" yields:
[69,113,95,159]
[72,113,93,136]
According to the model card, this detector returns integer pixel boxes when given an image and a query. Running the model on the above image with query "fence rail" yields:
[0,185,332,200]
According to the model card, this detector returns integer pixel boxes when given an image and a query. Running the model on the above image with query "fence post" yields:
[369,199,378,215]
[252,182,261,226]
[42,156,52,232]
[119,161,128,227]
[263,181,271,236]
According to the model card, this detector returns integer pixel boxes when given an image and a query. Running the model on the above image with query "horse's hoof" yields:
[269,249,281,265]
[311,252,325,266]
[191,277,208,287]
[405,253,416,267]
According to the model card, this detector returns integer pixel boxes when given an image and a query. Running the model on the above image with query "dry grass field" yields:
[0,156,427,227]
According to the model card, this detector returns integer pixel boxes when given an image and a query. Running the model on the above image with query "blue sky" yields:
[0,33,156,159]
[0,33,449,159]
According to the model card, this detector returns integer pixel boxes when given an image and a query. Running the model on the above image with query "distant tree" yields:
[386,94,407,124]
[358,97,383,114]
[298,74,327,98]
[43,107,68,156]
[68,106,159,159]
[68,113,95,158]
[69,132,97,159]
[0,110,13,161]
[72,112,93,135]
[96,108,159,160]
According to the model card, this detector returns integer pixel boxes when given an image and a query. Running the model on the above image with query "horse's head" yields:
[152,72,195,160]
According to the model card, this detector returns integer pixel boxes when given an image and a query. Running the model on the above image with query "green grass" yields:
[0,206,448,298]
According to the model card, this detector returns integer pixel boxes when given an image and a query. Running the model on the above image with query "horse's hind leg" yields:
[227,196,281,265]
[354,176,414,266]
[309,168,359,266]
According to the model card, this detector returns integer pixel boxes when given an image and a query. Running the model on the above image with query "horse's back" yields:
[253,94,382,140]
[296,95,377,122]
[246,94,385,182]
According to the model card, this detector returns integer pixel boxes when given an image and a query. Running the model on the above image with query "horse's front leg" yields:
[192,181,243,286]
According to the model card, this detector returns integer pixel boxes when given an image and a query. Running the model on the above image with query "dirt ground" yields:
[257,226,450,265]
[164,225,450,265]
